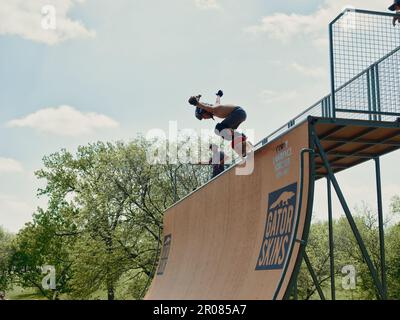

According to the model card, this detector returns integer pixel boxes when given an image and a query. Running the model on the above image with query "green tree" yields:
[30,138,209,299]
[297,198,400,300]
[296,220,336,300]
[391,195,400,214]
[10,207,75,300]
[386,196,400,299]
[0,226,14,292]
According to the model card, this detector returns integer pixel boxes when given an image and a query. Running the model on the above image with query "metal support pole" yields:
[327,97,332,118]
[367,69,373,121]
[304,251,326,300]
[375,65,382,121]
[312,130,384,299]
[278,148,315,300]
[370,67,377,121]
[375,157,388,299]
[327,177,336,300]
[329,23,336,118]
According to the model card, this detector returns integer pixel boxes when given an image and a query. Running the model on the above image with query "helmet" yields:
[195,107,204,120]
[195,107,214,120]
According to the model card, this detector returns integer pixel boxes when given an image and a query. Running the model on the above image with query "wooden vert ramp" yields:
[146,121,314,300]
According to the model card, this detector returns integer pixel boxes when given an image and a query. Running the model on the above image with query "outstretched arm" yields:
[188,96,216,113]
[197,101,216,114]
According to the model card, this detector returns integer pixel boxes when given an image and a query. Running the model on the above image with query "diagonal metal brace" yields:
[312,130,384,299]
[303,251,326,300]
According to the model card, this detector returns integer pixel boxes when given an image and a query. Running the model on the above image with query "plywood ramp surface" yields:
[146,122,312,300]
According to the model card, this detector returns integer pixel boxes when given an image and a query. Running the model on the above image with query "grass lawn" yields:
[6,286,47,300]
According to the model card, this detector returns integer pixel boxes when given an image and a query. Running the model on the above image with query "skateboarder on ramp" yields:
[188,90,252,157]
[197,143,229,179]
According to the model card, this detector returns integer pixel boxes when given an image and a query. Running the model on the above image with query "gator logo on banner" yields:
[256,183,297,270]
[157,234,172,275]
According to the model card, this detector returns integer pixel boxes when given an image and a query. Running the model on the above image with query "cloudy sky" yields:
[0,0,398,232]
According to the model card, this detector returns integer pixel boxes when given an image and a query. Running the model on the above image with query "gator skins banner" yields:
[256,183,298,270]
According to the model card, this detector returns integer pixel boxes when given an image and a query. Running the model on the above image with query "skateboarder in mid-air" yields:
[188,90,252,157]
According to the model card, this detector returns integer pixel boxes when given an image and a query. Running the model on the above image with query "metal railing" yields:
[252,9,400,152]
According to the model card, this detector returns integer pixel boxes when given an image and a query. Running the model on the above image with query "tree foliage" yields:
[4,138,210,300]
[296,201,400,300]
[0,226,14,292]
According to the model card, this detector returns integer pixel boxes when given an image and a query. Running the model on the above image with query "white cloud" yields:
[0,0,95,45]
[0,158,24,174]
[289,62,327,78]
[245,0,384,45]
[0,194,34,233]
[7,105,119,137]
[246,12,324,42]
[195,0,220,10]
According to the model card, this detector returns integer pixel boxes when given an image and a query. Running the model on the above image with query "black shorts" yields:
[220,106,247,130]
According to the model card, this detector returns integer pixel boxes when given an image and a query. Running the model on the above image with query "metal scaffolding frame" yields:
[282,9,400,300]
[287,116,399,300]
